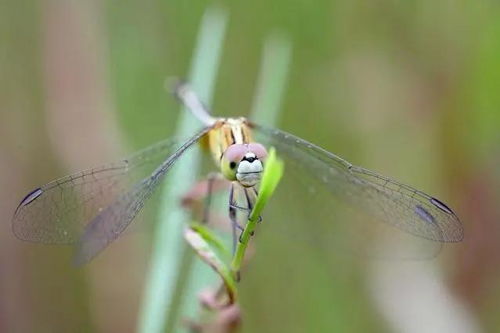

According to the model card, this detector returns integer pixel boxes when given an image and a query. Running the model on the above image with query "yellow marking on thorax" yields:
[207,117,253,164]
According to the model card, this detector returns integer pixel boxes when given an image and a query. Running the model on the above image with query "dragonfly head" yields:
[221,143,268,187]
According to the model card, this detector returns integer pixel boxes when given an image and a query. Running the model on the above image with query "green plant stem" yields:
[251,32,292,125]
[230,213,258,279]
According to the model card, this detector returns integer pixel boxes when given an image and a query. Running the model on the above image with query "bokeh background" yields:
[1,0,500,332]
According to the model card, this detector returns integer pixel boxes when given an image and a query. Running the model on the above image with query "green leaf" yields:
[189,222,232,260]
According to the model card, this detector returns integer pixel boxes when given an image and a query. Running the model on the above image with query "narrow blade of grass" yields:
[251,32,292,126]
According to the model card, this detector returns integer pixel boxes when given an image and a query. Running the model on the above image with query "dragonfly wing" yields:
[252,124,463,258]
[74,127,210,264]
[13,139,179,244]
[13,127,210,263]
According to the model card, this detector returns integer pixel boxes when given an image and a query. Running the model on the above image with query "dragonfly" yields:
[12,81,464,265]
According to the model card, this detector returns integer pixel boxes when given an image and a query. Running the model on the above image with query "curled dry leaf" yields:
[184,227,237,305]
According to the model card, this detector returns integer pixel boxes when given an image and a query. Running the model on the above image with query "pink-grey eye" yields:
[247,143,268,160]
[220,144,247,181]
[223,144,247,164]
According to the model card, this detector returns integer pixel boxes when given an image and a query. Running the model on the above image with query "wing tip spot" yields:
[16,188,43,213]
[430,197,454,215]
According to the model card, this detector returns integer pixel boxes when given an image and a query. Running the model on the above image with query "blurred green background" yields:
[1,0,500,332]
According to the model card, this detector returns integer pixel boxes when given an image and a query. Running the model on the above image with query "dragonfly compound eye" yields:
[221,144,247,181]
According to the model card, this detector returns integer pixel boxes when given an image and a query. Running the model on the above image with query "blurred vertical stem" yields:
[137,7,228,333]
[251,32,292,125]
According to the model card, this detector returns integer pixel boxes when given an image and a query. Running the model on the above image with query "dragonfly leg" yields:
[243,188,257,236]
[229,203,251,211]
[244,187,262,228]
[251,187,263,224]
[228,183,239,253]
[181,173,228,224]
[229,185,260,249]
[228,204,262,223]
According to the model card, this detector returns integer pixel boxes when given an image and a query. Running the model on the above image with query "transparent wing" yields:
[13,127,210,264]
[13,139,179,244]
[253,124,463,259]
